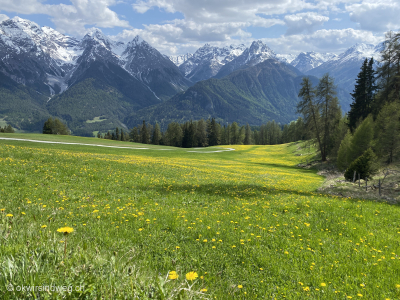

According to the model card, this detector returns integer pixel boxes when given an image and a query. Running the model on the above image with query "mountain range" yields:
[0,17,383,135]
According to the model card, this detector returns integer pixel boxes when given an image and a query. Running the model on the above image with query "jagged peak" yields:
[10,16,41,29]
[84,27,106,39]
[127,35,147,47]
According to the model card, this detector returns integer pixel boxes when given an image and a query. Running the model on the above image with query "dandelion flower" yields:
[357,294,363,297]
[186,271,198,281]
[168,271,179,280]
[320,283,326,287]
[6,214,13,217]
[303,287,310,291]
[200,288,207,292]
[57,227,74,234]
[238,285,243,289]
[41,225,47,228]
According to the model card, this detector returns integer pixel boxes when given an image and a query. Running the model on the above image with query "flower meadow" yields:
[0,134,399,299]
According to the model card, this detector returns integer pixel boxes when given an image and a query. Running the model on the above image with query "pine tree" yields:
[195,119,208,147]
[297,77,324,160]
[374,30,399,112]
[140,121,149,144]
[208,118,221,146]
[230,122,239,144]
[116,128,120,141]
[244,124,252,145]
[348,58,376,132]
[152,123,161,145]
[316,73,341,161]
[129,127,139,142]
[374,101,400,163]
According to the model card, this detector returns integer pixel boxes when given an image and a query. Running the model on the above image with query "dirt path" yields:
[0,137,235,153]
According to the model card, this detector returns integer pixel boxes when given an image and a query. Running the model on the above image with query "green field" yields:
[0,133,399,299]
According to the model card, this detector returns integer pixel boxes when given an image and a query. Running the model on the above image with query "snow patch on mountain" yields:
[169,53,193,66]
[179,43,246,78]
[291,52,337,73]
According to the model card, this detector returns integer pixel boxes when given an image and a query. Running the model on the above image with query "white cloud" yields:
[284,12,329,35]
[133,0,316,23]
[0,0,130,35]
[0,0,46,15]
[0,14,9,22]
[263,28,381,54]
[346,0,400,32]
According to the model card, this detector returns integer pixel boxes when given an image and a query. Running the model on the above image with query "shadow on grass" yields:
[251,162,318,174]
[133,182,340,202]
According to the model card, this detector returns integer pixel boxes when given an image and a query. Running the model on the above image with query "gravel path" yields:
[0,137,235,153]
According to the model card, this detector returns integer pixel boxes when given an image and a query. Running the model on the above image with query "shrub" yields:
[344,148,378,180]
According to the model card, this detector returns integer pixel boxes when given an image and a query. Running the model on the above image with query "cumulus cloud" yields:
[0,0,46,15]
[284,12,329,35]
[0,0,130,35]
[263,28,381,54]
[133,0,315,23]
[346,0,400,32]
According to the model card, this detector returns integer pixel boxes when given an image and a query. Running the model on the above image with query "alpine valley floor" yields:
[0,133,399,299]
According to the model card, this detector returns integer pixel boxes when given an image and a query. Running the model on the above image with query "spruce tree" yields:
[152,123,161,145]
[140,121,149,144]
[208,118,221,146]
[316,73,341,161]
[244,124,252,145]
[348,59,374,132]
[374,101,400,163]
[129,127,139,142]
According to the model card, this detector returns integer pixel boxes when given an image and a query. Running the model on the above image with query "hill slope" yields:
[126,59,307,127]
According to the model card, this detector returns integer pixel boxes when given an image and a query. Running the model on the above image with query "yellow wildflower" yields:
[186,271,198,281]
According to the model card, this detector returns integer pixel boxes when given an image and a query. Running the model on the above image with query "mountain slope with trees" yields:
[126,59,308,128]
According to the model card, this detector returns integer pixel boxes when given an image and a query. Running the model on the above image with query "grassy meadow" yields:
[0,133,399,299]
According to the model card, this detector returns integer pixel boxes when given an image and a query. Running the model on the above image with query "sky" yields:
[0,0,399,56]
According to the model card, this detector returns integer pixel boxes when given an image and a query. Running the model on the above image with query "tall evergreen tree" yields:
[208,118,221,146]
[374,30,399,113]
[348,58,376,132]
[316,73,341,161]
[244,124,252,145]
[374,101,400,163]
[297,77,324,160]
[152,123,161,145]
[195,119,208,147]
[129,127,140,142]
[140,120,149,144]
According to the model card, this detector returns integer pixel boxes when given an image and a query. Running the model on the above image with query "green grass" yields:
[86,117,106,124]
[0,133,399,299]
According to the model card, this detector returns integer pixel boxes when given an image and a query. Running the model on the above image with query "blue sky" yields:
[0,0,399,56]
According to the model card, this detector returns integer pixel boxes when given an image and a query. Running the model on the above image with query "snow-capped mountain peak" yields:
[178,43,246,80]
[290,51,337,73]
[169,53,193,66]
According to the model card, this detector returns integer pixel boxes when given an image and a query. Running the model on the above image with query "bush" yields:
[344,148,378,181]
